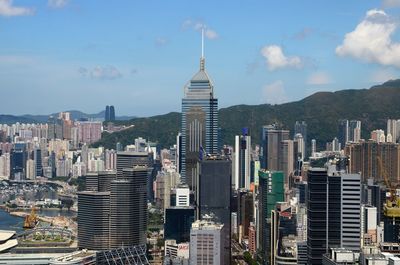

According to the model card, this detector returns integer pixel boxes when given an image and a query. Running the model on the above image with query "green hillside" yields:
[93,80,400,149]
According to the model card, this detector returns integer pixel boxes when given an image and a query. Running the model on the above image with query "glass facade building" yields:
[181,57,218,188]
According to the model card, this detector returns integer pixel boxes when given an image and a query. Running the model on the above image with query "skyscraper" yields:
[77,191,110,250]
[181,34,218,188]
[258,170,284,264]
[105,105,110,121]
[109,105,115,121]
[294,121,307,156]
[197,155,231,264]
[307,167,361,264]
[260,125,289,171]
[234,128,251,190]
[338,119,349,148]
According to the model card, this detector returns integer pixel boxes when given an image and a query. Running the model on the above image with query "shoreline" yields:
[0,207,77,235]
[0,204,77,213]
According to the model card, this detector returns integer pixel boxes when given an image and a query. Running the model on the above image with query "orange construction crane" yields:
[377,156,400,217]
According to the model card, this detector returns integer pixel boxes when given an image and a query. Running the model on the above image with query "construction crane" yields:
[23,207,38,229]
[377,156,400,218]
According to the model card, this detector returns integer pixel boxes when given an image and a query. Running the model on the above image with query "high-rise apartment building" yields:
[181,46,218,188]
[345,141,400,183]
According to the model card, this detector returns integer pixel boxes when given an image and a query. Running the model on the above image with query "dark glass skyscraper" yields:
[307,167,361,264]
[181,53,218,188]
[105,105,116,122]
[197,155,231,264]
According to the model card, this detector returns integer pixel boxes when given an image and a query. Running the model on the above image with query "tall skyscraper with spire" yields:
[181,30,218,189]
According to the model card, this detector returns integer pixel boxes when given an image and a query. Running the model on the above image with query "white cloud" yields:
[155,37,168,46]
[78,66,122,80]
[336,9,400,68]
[370,69,397,82]
[181,19,219,40]
[48,0,68,9]
[260,45,302,71]
[204,29,218,40]
[0,0,33,17]
[307,72,332,85]
[383,0,400,8]
[262,80,288,104]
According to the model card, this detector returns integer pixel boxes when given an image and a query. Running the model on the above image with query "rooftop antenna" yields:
[201,27,204,58]
[200,26,205,71]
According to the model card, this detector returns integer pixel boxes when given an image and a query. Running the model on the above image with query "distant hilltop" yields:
[92,79,400,149]
[0,110,136,124]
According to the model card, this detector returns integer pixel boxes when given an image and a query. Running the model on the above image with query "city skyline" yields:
[1,0,400,116]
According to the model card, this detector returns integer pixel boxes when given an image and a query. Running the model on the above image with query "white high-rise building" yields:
[387,119,399,143]
[26,159,35,180]
[190,219,225,265]
[175,186,190,207]
[311,139,316,157]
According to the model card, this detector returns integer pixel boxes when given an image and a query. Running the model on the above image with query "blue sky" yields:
[1,0,400,116]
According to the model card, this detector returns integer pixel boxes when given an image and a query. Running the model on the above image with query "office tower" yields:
[155,171,181,210]
[294,121,307,156]
[116,151,153,201]
[164,207,195,243]
[294,133,305,160]
[349,120,361,143]
[109,105,115,121]
[171,185,190,207]
[10,143,27,180]
[258,170,284,263]
[234,128,251,190]
[197,156,231,227]
[311,139,316,157]
[260,125,289,170]
[109,179,135,248]
[85,172,99,191]
[105,105,110,121]
[77,191,110,250]
[176,133,182,174]
[307,167,361,264]
[281,140,295,187]
[189,219,226,265]
[237,191,254,242]
[98,171,117,192]
[34,148,42,177]
[26,159,35,179]
[181,43,218,188]
[271,203,297,265]
[47,116,57,140]
[307,168,329,265]
[121,167,148,245]
[362,206,378,245]
[197,156,231,263]
[340,173,361,250]
[338,119,349,147]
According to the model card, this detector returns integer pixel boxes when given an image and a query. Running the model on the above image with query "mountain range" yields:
[93,79,400,150]
[0,110,135,124]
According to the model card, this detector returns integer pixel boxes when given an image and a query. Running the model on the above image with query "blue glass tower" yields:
[181,42,218,189]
